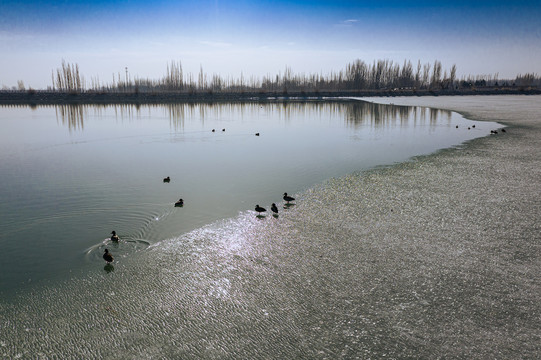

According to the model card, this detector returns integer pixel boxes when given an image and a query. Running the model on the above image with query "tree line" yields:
[20,58,541,93]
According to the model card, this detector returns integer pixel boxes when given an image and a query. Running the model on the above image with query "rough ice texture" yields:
[1,95,540,359]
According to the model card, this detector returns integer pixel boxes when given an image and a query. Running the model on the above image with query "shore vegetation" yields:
[1,59,539,104]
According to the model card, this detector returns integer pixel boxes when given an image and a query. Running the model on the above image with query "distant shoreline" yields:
[1,88,539,105]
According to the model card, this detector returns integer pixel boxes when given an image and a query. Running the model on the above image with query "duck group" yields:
[254,193,296,218]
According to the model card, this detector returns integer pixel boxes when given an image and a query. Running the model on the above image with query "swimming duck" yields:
[110,231,119,242]
[283,192,295,204]
[175,198,184,207]
[212,129,216,132]
[255,133,260,136]
[222,128,225,132]
[163,176,170,183]
[103,249,114,263]
[255,205,266,216]
[271,203,278,215]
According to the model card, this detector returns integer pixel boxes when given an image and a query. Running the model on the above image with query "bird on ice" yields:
[255,205,266,216]
[283,192,295,204]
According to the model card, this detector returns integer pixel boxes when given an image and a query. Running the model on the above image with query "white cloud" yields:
[336,19,359,27]
[199,40,233,48]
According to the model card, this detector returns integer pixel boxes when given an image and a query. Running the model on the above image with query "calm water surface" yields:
[0,101,497,295]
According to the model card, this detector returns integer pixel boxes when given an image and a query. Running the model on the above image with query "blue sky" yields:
[1,0,540,88]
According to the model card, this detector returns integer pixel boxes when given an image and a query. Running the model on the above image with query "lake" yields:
[0,100,498,296]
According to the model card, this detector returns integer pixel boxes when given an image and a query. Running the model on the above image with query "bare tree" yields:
[422,63,431,89]
[54,60,83,92]
[450,64,457,88]
[430,60,442,89]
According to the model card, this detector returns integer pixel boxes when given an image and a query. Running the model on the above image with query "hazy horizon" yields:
[1,0,540,89]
